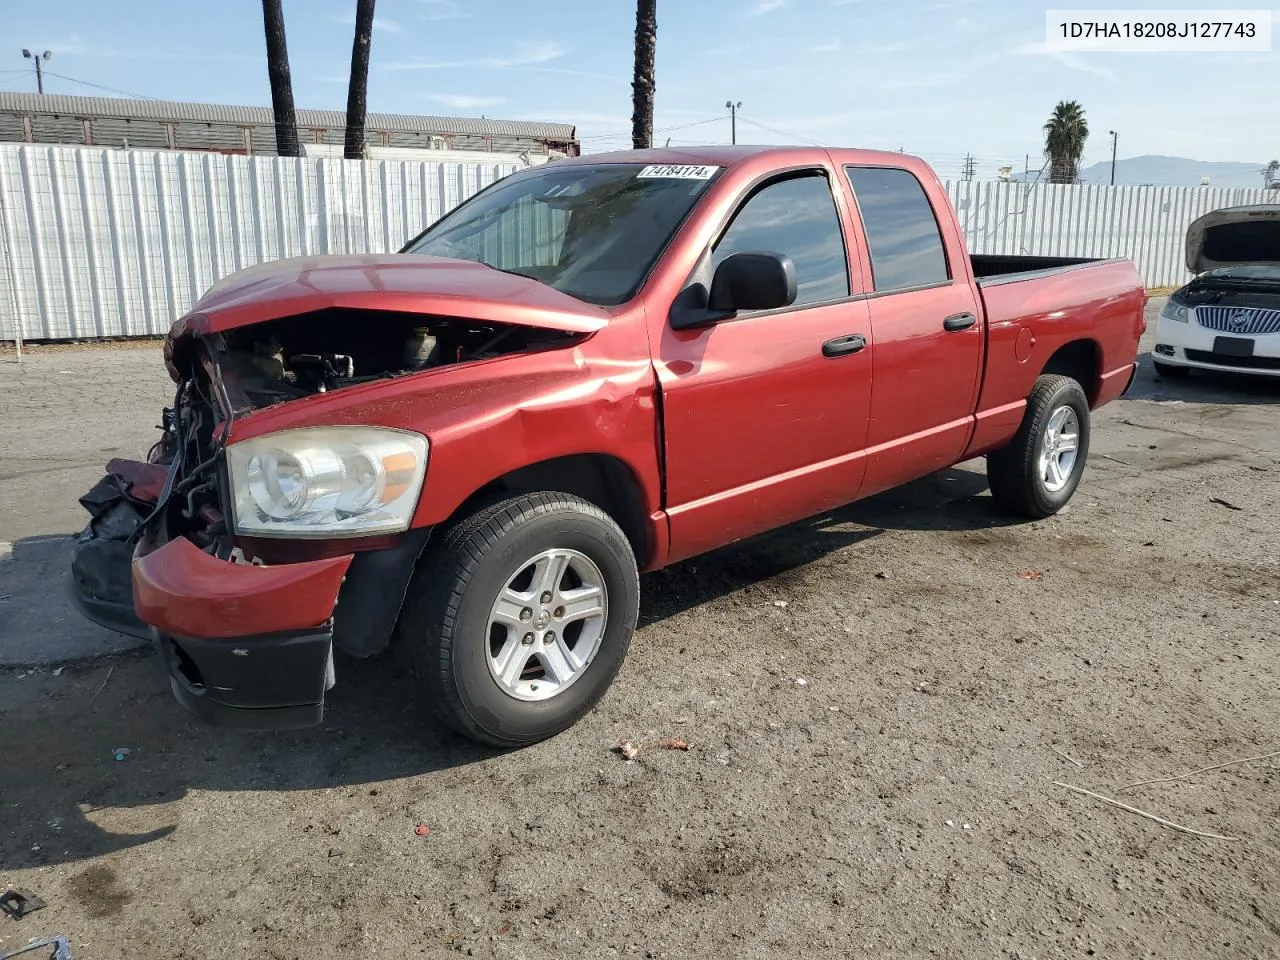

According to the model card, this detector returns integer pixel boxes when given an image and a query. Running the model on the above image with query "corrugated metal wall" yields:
[945,180,1275,286]
[2,144,1277,342]
[0,144,516,341]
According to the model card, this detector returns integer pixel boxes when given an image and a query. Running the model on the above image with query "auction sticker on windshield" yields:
[637,165,719,179]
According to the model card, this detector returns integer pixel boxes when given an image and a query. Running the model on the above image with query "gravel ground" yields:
[2,299,1279,959]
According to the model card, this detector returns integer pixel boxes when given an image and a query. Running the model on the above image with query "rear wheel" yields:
[400,492,639,747]
[1152,359,1190,379]
[987,374,1091,519]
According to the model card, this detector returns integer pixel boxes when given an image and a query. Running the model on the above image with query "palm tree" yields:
[1043,100,1088,184]
[344,0,377,160]
[261,0,301,157]
[630,0,657,150]
[1264,160,1279,189]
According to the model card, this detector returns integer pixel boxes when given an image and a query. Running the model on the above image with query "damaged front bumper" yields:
[134,534,352,730]
[70,459,431,731]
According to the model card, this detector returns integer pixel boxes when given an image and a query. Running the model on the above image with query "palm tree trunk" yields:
[261,0,300,158]
[630,0,657,150]
[344,0,377,160]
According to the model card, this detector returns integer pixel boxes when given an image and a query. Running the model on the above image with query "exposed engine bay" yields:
[1179,277,1280,311]
[210,308,583,409]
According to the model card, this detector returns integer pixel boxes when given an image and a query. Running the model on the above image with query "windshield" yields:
[403,163,721,306]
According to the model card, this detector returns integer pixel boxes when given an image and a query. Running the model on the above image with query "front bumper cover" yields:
[131,534,353,729]
[1153,314,1280,375]
[156,626,335,731]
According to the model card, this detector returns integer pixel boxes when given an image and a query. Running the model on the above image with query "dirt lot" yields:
[2,300,1279,959]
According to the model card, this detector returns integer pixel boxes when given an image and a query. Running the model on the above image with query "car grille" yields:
[1194,306,1280,335]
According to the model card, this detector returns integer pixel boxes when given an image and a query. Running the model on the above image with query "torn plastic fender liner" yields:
[71,460,172,640]
[133,536,353,640]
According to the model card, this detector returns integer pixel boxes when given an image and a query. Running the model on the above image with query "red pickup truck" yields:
[70,146,1145,746]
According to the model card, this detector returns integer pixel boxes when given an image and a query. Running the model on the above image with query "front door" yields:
[654,170,874,564]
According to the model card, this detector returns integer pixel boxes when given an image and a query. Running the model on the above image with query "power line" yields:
[577,115,730,142]
[736,115,826,147]
[40,70,159,101]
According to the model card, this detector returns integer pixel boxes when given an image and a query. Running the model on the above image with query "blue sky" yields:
[4,0,1279,178]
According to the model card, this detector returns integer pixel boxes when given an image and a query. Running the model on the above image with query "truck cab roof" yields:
[549,145,936,176]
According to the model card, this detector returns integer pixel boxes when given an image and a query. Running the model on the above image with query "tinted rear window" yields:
[844,166,949,292]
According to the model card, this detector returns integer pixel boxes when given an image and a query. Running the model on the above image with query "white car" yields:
[1152,204,1280,379]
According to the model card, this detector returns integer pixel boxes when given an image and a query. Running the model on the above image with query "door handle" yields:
[822,334,867,358]
[943,312,978,332]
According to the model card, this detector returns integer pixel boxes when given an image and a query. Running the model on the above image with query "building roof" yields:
[0,91,576,141]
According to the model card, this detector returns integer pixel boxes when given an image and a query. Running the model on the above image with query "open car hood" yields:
[1185,205,1280,274]
[169,254,610,339]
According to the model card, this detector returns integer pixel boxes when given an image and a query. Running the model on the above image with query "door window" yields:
[844,166,950,292]
[713,174,850,306]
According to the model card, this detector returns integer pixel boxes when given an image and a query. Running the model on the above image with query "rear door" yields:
[655,169,874,563]
[842,165,984,497]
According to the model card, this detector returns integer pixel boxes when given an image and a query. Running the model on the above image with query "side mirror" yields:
[708,251,798,313]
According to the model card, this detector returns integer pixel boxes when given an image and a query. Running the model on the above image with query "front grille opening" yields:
[1194,306,1280,336]
[168,638,205,690]
[1184,349,1280,371]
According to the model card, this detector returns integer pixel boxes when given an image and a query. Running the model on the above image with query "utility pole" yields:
[21,49,52,94]
[1108,130,1118,186]
[725,100,741,145]
[961,153,976,181]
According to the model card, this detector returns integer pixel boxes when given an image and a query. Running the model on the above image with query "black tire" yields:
[1152,359,1190,379]
[987,374,1091,519]
[400,492,639,747]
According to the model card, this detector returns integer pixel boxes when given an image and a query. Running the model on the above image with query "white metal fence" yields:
[949,179,1275,288]
[1,143,1276,343]
[0,144,517,342]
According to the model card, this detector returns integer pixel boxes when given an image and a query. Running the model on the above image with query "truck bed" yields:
[970,254,1120,285]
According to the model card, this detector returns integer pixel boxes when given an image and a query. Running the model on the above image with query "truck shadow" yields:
[1126,353,1280,406]
[0,646,500,868]
[0,465,1011,869]
[640,464,1009,626]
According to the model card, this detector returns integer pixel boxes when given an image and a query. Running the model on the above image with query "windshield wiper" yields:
[486,265,547,283]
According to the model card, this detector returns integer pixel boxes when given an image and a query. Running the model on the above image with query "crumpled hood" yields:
[1185,205,1280,274]
[169,253,611,339]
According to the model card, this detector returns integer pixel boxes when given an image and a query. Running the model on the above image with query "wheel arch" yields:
[1040,338,1102,405]
[450,453,655,569]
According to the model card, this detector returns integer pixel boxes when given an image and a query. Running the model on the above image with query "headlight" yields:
[1160,301,1191,323]
[227,427,428,538]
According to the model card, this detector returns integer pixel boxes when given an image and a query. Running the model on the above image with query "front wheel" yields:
[400,492,640,747]
[987,374,1091,519]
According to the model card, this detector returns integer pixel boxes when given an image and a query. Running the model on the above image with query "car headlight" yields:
[227,427,428,538]
[1159,301,1191,323]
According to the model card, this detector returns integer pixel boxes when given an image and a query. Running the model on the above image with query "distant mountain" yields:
[1013,155,1277,189]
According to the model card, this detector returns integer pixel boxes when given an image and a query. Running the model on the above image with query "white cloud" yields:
[926,0,978,8]
[388,40,569,70]
[1013,41,1115,82]
[419,0,469,19]
[331,12,402,33]
[811,39,842,52]
[745,0,786,16]
[424,93,507,109]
